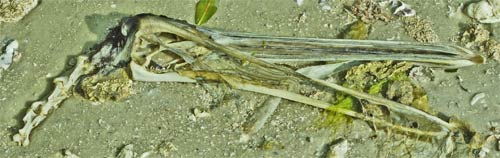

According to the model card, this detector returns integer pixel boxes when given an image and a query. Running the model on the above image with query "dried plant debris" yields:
[343,61,429,111]
[320,61,434,132]
[0,0,38,23]
[350,0,391,23]
[241,96,281,142]
[459,23,500,61]
[466,0,500,23]
[401,16,439,43]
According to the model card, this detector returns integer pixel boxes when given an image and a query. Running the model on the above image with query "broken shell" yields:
[193,108,211,118]
[117,144,136,158]
[327,139,349,158]
[295,0,304,6]
[470,92,486,106]
[62,149,80,158]
[393,2,416,17]
[466,0,500,23]
[0,40,19,70]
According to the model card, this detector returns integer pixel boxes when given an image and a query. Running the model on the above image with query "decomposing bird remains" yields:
[12,14,485,156]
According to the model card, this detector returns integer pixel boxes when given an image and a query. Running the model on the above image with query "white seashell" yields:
[466,0,500,23]
[470,92,486,106]
[393,3,416,17]
[329,139,349,158]
[295,0,304,6]
[389,0,416,17]
[0,40,19,70]
[117,144,136,158]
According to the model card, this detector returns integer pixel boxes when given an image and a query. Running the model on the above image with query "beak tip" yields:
[470,55,486,64]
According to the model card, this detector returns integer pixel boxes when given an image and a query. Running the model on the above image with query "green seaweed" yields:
[319,95,355,130]
[343,21,369,40]
[318,61,434,133]
[368,80,388,95]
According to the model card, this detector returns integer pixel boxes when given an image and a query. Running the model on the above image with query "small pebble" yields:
[193,108,210,118]
[295,0,304,6]
[0,40,19,70]
[328,139,349,158]
[470,92,486,106]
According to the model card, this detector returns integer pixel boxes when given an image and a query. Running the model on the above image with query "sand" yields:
[0,0,499,157]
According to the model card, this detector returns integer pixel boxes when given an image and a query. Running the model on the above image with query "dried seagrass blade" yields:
[240,96,281,142]
[204,31,485,68]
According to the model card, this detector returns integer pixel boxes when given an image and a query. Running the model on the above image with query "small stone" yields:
[319,0,332,11]
[193,108,211,118]
[0,40,19,70]
[116,144,135,158]
[466,0,500,23]
[158,141,178,157]
[470,92,486,106]
[392,1,416,17]
[327,139,349,158]
[409,66,434,82]
[298,12,307,23]
[62,149,80,158]
[295,0,304,6]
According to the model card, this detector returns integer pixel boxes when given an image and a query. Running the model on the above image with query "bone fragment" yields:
[12,56,90,146]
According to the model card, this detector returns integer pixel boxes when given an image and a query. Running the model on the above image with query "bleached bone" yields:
[125,14,460,132]
[130,61,195,82]
[13,56,90,146]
